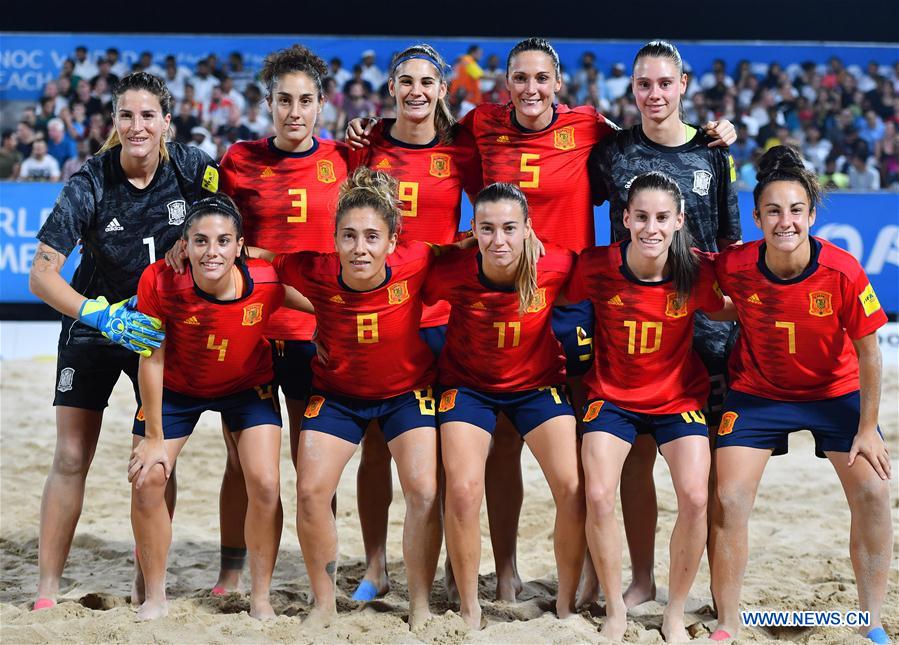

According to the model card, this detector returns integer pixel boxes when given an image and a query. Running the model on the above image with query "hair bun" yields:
[756,145,804,181]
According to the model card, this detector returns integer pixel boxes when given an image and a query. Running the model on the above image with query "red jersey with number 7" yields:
[460,103,615,251]
[271,241,436,399]
[220,137,350,341]
[136,258,284,398]
[715,238,887,401]
[566,242,724,413]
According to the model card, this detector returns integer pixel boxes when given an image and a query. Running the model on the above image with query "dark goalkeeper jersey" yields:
[37,142,218,346]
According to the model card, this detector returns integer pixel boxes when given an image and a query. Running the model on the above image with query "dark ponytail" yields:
[753,145,823,209]
[626,171,698,299]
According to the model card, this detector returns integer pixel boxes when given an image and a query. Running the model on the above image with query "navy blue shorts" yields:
[580,398,709,446]
[419,325,447,358]
[270,339,316,401]
[300,387,437,444]
[132,383,282,440]
[715,389,880,458]
[551,301,595,377]
[437,384,574,437]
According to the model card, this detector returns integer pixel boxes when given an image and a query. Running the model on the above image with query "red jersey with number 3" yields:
[271,241,436,399]
[350,121,482,327]
[567,242,724,413]
[715,238,887,401]
[424,245,572,391]
[136,258,284,398]
[220,137,350,341]
[460,103,615,251]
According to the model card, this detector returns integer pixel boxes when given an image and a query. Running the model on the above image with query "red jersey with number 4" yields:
[424,245,572,391]
[460,103,615,252]
[220,137,350,341]
[137,258,284,398]
[567,242,724,413]
[271,241,436,399]
[350,120,482,328]
[715,238,887,401]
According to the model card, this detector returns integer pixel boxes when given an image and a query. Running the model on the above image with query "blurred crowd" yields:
[2,44,897,191]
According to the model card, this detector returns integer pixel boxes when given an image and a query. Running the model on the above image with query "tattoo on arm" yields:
[33,246,60,272]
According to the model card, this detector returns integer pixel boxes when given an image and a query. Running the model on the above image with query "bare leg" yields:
[522,415,585,619]
[233,424,282,619]
[658,436,710,643]
[442,421,492,630]
[214,420,247,593]
[295,430,357,627]
[484,414,524,602]
[581,431,631,641]
[130,435,189,620]
[36,407,102,605]
[826,451,893,638]
[354,423,392,598]
[132,467,176,605]
[709,446,770,638]
[388,427,441,629]
[620,434,658,608]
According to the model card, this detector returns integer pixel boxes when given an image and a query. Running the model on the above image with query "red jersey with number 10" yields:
[350,120,482,327]
[220,137,350,341]
[461,103,615,251]
[136,259,284,398]
[271,241,436,399]
[424,245,572,391]
[715,238,887,401]
[567,242,724,413]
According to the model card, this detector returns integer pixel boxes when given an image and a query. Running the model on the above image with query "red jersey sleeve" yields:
[694,254,725,313]
[565,252,590,302]
[219,147,239,196]
[136,261,164,320]
[271,251,313,294]
[841,263,887,339]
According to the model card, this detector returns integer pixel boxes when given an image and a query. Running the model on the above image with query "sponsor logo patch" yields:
[202,165,219,192]
[104,218,124,232]
[859,283,881,317]
[183,315,200,325]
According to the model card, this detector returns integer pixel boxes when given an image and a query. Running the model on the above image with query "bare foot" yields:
[408,603,433,631]
[661,609,690,643]
[212,569,241,594]
[249,595,276,620]
[443,559,459,605]
[304,605,337,629]
[136,599,168,621]
[495,572,523,602]
[623,576,656,609]
[460,602,483,631]
[599,600,627,642]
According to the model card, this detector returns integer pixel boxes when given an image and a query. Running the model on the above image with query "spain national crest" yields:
[718,411,738,436]
[167,199,187,225]
[439,389,458,412]
[554,126,576,150]
[242,303,263,326]
[304,395,325,418]
[692,169,712,196]
[809,290,833,317]
[583,400,604,423]
[665,292,688,318]
[388,280,410,304]
[526,287,548,313]
[429,153,451,178]
[317,159,337,183]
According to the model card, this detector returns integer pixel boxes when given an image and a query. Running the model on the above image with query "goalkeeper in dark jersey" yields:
[28,72,218,610]
[587,40,741,612]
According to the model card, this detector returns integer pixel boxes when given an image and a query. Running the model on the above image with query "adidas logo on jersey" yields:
[183,315,200,325]
[607,295,624,306]
[496,135,510,143]
[748,293,763,304]
[260,166,275,178]
[470,301,486,309]
[375,158,392,169]
[104,218,124,232]
[330,295,346,304]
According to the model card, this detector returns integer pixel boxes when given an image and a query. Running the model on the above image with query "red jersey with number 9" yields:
[715,238,887,401]
[220,137,350,341]
[136,258,284,398]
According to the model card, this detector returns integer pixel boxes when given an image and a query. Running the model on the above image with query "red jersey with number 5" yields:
[424,245,572,391]
[220,137,350,341]
[567,242,724,413]
[460,103,615,251]
[715,238,886,401]
[136,258,284,398]
[350,120,482,327]
[271,241,436,398]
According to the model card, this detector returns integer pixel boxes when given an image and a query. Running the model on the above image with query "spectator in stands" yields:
[72,46,98,82]
[604,62,630,100]
[206,84,235,131]
[215,103,253,149]
[240,102,271,139]
[820,155,850,189]
[18,139,60,182]
[730,122,758,167]
[92,76,113,108]
[847,150,881,190]
[343,65,373,96]
[163,55,191,103]
[700,58,733,91]
[16,121,35,159]
[319,77,343,138]
[343,79,377,122]
[737,146,764,189]
[227,52,255,93]
[45,118,77,168]
[359,49,385,91]
[136,51,164,77]
[867,77,896,121]
[172,99,200,144]
[181,83,204,121]
[61,138,92,181]
[328,57,352,90]
[90,58,119,91]
[802,124,833,173]
[206,53,226,81]
[0,130,23,180]
[219,76,246,113]
[61,103,88,140]
[481,53,506,99]
[191,58,218,106]
[105,48,129,78]
[58,58,76,85]
[74,79,104,118]
[874,120,898,188]
[857,109,885,150]
[188,125,217,158]
[450,44,484,105]
[34,97,57,135]
[42,81,69,115]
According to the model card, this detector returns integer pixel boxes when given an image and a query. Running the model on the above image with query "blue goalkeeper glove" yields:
[78,296,165,357]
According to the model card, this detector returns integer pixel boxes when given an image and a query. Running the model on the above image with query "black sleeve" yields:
[170,143,220,202]
[714,148,742,243]
[588,142,611,206]
[36,165,99,257]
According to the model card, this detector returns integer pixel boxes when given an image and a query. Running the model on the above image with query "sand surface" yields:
[1,357,897,643]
